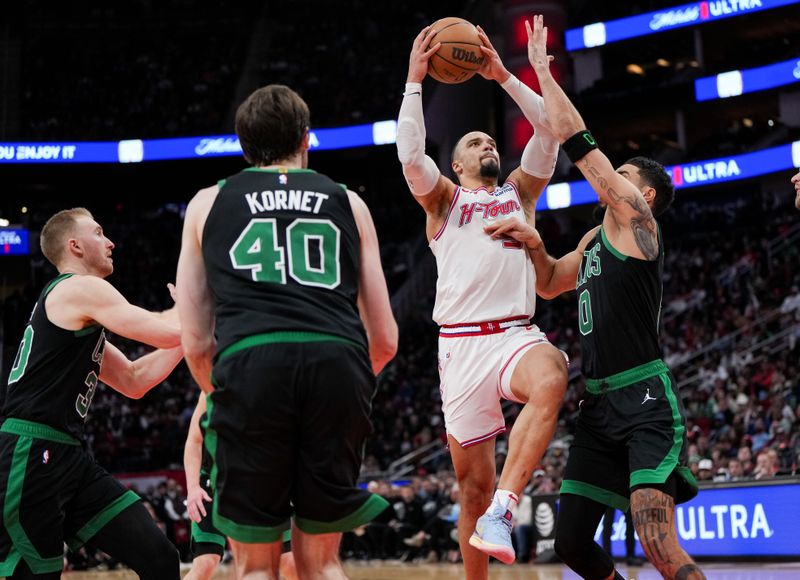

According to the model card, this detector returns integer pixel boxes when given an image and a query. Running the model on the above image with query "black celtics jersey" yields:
[2,274,106,440]
[202,168,368,355]
[577,226,664,379]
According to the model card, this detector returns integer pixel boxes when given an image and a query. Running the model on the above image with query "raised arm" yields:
[348,190,398,374]
[526,15,658,258]
[397,26,456,219]
[184,393,211,523]
[475,26,558,213]
[485,218,599,299]
[99,341,184,399]
[177,186,219,393]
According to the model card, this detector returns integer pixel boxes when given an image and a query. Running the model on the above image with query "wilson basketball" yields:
[428,17,484,84]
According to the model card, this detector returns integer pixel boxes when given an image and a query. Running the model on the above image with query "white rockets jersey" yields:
[430,181,537,325]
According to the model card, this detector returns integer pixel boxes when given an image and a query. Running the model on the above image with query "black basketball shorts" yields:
[560,360,699,511]
[205,333,389,543]
[0,419,140,576]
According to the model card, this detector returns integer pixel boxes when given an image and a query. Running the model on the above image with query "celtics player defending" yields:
[485,16,704,580]
[0,207,183,579]
[398,26,568,577]
[177,85,397,580]
[184,392,226,580]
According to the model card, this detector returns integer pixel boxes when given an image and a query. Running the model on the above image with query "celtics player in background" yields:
[177,84,397,579]
[484,16,705,580]
[0,207,183,579]
[183,392,297,580]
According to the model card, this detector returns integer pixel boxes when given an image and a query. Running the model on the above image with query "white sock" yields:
[491,489,519,512]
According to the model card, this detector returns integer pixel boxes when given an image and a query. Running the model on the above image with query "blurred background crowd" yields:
[1,0,799,568]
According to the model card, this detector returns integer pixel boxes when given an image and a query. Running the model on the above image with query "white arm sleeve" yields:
[501,74,559,179]
[521,128,559,179]
[396,83,441,196]
[500,73,547,128]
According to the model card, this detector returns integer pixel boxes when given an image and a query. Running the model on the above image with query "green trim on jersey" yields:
[203,396,219,509]
[217,178,227,189]
[630,373,695,489]
[217,331,364,362]
[73,324,101,337]
[295,494,390,534]
[42,273,74,298]
[191,521,226,547]
[560,479,629,512]
[1,419,79,445]
[66,490,140,550]
[244,167,317,174]
[585,359,668,393]
[600,227,628,261]
[2,437,65,574]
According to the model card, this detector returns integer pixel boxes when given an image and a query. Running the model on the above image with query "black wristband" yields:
[562,130,598,163]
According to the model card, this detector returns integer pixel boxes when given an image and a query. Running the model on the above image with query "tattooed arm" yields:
[577,150,659,260]
[526,14,659,260]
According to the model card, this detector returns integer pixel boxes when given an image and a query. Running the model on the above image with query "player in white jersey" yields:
[396,26,568,578]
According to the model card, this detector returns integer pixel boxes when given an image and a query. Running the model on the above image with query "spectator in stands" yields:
[727,459,745,481]
[697,459,715,481]
[791,170,800,209]
[753,450,779,480]
[737,445,755,476]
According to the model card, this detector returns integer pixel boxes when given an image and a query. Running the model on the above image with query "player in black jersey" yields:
[483,16,705,580]
[176,84,397,579]
[0,207,184,579]
[183,393,297,580]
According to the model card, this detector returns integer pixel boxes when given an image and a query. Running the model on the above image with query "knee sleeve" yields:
[88,501,180,580]
[555,494,615,580]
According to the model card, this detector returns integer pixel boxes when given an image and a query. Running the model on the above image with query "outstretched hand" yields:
[476,25,510,84]
[525,14,554,73]
[407,26,441,84]
[484,217,543,250]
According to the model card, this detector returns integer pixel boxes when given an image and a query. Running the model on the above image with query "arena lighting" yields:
[0,120,399,164]
[537,140,800,210]
[695,56,800,101]
[565,0,800,51]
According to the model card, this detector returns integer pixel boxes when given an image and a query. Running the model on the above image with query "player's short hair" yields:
[235,85,310,167]
[40,207,93,266]
[625,156,675,217]
[451,136,464,164]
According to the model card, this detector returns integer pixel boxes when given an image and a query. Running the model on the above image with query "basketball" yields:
[428,17,484,84]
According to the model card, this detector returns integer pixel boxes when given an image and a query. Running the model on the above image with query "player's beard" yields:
[479,158,500,179]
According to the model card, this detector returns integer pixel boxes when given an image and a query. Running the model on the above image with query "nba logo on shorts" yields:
[42,450,50,464]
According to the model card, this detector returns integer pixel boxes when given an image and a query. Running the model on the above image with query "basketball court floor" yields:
[55,561,800,579]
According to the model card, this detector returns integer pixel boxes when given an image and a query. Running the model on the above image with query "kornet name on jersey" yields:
[430,181,536,325]
[202,169,368,355]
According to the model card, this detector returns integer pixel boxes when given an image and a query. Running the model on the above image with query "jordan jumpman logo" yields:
[642,388,657,405]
